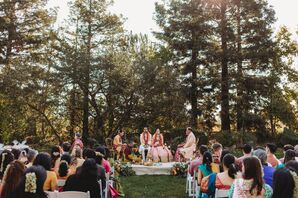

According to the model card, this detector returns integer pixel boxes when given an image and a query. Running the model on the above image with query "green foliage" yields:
[278,128,298,146]
[115,162,136,177]
[170,162,188,177]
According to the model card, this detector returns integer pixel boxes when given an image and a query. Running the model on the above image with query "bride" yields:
[151,129,173,163]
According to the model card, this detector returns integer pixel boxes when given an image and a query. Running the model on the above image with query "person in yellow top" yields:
[197,151,220,186]
[113,130,126,160]
[33,153,58,191]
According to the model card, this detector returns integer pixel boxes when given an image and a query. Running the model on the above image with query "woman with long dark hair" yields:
[197,151,220,185]
[0,150,14,180]
[272,167,295,198]
[64,158,101,198]
[0,160,25,198]
[14,165,48,198]
[50,145,61,172]
[229,156,272,198]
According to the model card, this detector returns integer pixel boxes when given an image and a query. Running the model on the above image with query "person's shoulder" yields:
[264,184,273,197]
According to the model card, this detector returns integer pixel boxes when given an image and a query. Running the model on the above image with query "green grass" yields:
[121,175,189,198]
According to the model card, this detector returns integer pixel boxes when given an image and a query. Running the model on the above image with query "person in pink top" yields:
[189,145,208,176]
[71,133,84,151]
[266,143,280,168]
[96,146,111,174]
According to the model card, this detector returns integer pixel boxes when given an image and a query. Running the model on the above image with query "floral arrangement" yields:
[170,162,188,177]
[25,172,37,193]
[115,161,136,176]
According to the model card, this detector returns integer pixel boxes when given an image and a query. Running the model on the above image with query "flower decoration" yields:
[25,172,37,193]
[170,163,188,177]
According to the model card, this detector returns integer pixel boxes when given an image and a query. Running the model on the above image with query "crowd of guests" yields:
[189,142,298,198]
[0,133,111,198]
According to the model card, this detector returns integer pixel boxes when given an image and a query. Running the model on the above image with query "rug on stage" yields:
[131,162,177,175]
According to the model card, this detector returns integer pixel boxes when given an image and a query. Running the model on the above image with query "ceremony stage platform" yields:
[131,162,176,175]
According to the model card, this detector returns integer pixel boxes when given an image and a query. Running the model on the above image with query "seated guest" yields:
[229,157,273,198]
[0,150,14,180]
[151,128,173,163]
[57,154,71,180]
[96,146,111,174]
[219,149,231,172]
[189,145,208,176]
[266,143,280,168]
[64,159,101,198]
[139,127,152,162]
[279,144,294,163]
[50,145,61,172]
[0,160,25,198]
[197,151,220,186]
[272,167,295,198]
[237,144,252,169]
[33,153,58,191]
[61,142,71,155]
[15,165,48,198]
[276,149,296,169]
[212,143,223,164]
[26,149,37,168]
[285,160,298,198]
[175,127,196,162]
[71,147,84,169]
[201,154,238,197]
[113,130,126,160]
[253,149,275,187]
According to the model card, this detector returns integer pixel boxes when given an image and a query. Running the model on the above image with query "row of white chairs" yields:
[46,191,90,198]
[186,165,229,198]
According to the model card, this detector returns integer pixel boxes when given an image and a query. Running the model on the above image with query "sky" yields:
[47,0,298,37]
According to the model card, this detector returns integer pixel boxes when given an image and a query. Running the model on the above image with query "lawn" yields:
[121,175,189,198]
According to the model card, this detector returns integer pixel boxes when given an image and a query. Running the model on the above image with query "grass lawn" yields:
[121,175,189,198]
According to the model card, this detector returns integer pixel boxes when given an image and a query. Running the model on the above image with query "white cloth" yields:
[131,162,176,175]
[139,144,151,161]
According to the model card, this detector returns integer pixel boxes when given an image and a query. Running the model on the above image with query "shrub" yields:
[278,128,298,146]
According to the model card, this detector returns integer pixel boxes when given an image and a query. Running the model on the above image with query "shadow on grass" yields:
[121,175,190,198]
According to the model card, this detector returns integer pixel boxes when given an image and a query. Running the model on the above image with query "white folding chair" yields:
[192,169,200,198]
[46,191,58,198]
[58,191,90,198]
[58,179,66,187]
[215,189,229,198]
[98,179,104,198]
[186,164,196,196]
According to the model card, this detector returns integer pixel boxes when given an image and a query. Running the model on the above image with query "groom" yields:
[139,127,152,162]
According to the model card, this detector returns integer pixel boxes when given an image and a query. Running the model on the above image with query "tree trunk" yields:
[190,32,198,129]
[220,0,231,132]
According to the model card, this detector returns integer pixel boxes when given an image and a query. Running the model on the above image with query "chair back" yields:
[46,191,58,198]
[58,179,66,187]
[215,189,229,198]
[58,191,90,198]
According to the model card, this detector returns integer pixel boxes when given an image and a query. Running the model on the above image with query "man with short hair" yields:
[237,144,253,168]
[253,149,275,187]
[139,127,152,162]
[113,130,126,160]
[212,143,223,164]
[279,144,294,163]
[266,143,280,168]
[175,127,196,162]
[62,142,71,155]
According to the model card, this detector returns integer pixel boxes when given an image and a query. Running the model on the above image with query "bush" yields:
[213,131,237,147]
[278,128,298,146]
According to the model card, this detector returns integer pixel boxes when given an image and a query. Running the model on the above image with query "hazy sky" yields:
[48,0,298,37]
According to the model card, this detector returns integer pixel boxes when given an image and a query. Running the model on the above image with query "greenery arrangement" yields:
[170,163,188,177]
[115,162,136,177]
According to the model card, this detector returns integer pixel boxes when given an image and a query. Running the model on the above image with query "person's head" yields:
[199,145,208,156]
[266,143,277,154]
[50,145,61,168]
[119,130,125,137]
[242,157,263,196]
[95,146,106,161]
[33,153,51,171]
[0,150,14,178]
[222,154,237,179]
[1,160,25,198]
[212,143,223,154]
[77,158,98,180]
[143,127,149,133]
[17,165,47,198]
[272,168,295,198]
[284,149,296,164]
[294,145,298,157]
[155,128,161,135]
[62,142,71,153]
[75,133,81,140]
[253,149,267,165]
[83,148,96,160]
[185,127,192,136]
[220,149,231,164]
[95,152,103,165]
[11,148,21,160]
[73,147,82,158]
[58,154,70,178]
[202,151,213,171]
[283,144,294,152]
[286,160,298,174]
[242,144,252,155]
[27,149,38,163]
